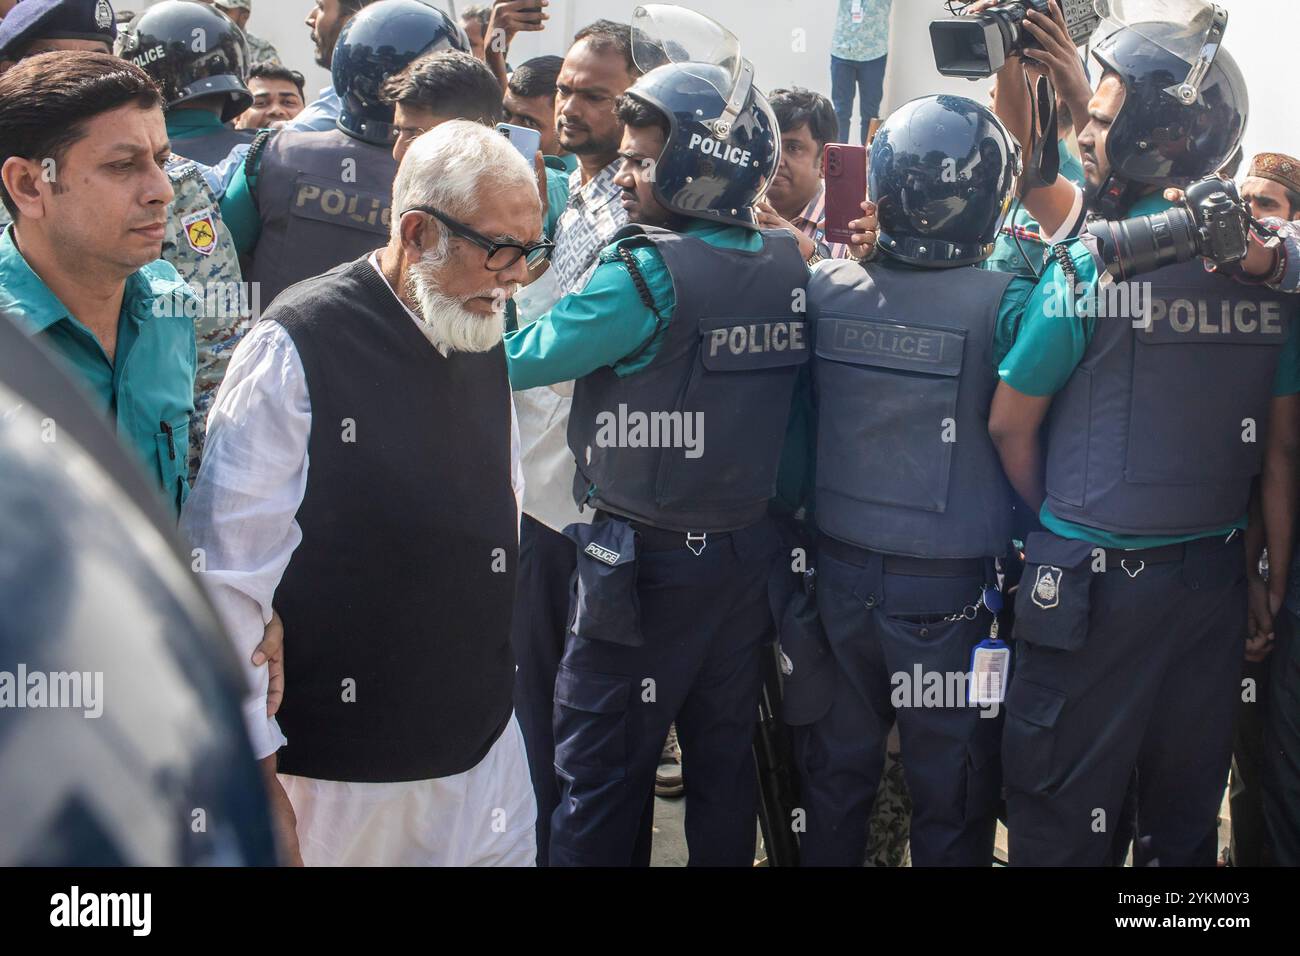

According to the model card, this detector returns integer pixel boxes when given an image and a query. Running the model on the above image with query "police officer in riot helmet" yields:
[0,313,277,866]
[988,6,1300,866]
[504,6,808,866]
[115,0,256,166]
[221,0,467,306]
[796,94,1030,866]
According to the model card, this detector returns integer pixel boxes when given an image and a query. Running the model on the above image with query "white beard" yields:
[406,255,506,354]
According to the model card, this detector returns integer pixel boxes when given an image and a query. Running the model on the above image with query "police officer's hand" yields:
[846,200,878,260]
[1246,575,1277,661]
[260,755,304,866]
[251,609,285,717]
[755,200,817,261]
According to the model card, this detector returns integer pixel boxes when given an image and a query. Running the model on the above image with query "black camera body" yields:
[931,0,1100,78]
[1086,176,1252,281]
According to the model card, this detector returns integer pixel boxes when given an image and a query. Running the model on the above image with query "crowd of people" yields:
[1,0,1299,869]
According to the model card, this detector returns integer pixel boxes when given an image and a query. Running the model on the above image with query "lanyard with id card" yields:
[968,586,1011,706]
[851,0,864,24]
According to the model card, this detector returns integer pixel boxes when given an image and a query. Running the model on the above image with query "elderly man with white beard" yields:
[179,120,553,866]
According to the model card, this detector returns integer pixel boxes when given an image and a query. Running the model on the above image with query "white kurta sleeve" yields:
[179,320,311,760]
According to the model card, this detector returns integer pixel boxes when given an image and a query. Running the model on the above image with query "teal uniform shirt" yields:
[0,226,199,517]
[998,192,1300,549]
[220,150,262,254]
[505,218,763,388]
[982,140,1085,277]
[167,108,228,146]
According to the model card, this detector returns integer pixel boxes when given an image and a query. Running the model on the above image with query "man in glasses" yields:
[180,120,547,866]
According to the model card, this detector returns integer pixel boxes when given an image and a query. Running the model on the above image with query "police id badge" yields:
[182,208,218,257]
[969,622,1011,706]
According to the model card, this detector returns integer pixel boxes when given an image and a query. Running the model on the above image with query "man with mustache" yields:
[0,51,197,518]
[180,120,551,866]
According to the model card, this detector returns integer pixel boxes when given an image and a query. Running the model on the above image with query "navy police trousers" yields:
[1004,531,1246,866]
[548,514,782,867]
[792,537,1003,866]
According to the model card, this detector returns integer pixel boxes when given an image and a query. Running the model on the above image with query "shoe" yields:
[656,723,684,798]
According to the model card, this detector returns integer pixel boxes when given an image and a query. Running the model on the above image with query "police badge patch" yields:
[95,0,114,30]
[182,208,218,257]
[1031,565,1062,610]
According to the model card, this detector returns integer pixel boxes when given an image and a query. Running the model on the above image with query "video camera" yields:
[1085,176,1252,281]
[930,0,1100,78]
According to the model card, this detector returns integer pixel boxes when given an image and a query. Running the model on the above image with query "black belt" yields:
[593,511,726,553]
[1099,531,1239,570]
[818,535,986,578]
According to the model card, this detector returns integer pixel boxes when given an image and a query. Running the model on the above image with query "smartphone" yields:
[822,143,868,246]
[496,123,542,163]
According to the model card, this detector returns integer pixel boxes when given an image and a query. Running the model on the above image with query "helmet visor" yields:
[631,4,742,102]
[1093,0,1228,102]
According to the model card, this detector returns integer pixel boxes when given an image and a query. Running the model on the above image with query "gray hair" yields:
[390,119,540,250]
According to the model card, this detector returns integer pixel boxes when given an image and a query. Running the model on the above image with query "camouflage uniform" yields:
[161,155,249,482]
[244,32,282,67]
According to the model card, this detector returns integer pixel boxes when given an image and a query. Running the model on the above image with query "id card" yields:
[969,638,1011,706]
[851,0,864,24]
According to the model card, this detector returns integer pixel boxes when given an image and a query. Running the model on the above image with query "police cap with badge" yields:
[0,0,117,60]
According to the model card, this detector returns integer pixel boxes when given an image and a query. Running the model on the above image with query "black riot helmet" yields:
[624,5,778,230]
[0,315,277,866]
[1090,19,1247,218]
[332,0,470,146]
[869,94,1021,268]
[115,0,251,122]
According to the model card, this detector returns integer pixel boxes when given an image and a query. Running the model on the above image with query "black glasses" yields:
[402,205,554,271]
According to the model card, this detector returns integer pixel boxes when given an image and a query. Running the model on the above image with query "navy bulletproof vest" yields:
[567,227,809,533]
[249,127,397,306]
[811,259,1017,558]
[1045,258,1296,535]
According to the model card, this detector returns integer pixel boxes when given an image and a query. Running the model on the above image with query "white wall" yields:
[230,0,1298,162]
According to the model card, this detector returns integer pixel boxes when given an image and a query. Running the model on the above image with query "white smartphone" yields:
[496,122,542,162]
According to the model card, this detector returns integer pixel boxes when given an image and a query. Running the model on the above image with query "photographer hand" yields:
[1022,1,1092,137]
[485,1,549,91]
[1164,186,1282,279]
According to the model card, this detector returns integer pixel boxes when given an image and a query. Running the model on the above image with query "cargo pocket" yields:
[553,666,630,781]
[1001,678,1066,796]
[562,519,642,647]
[1012,532,1095,651]
[154,414,191,512]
